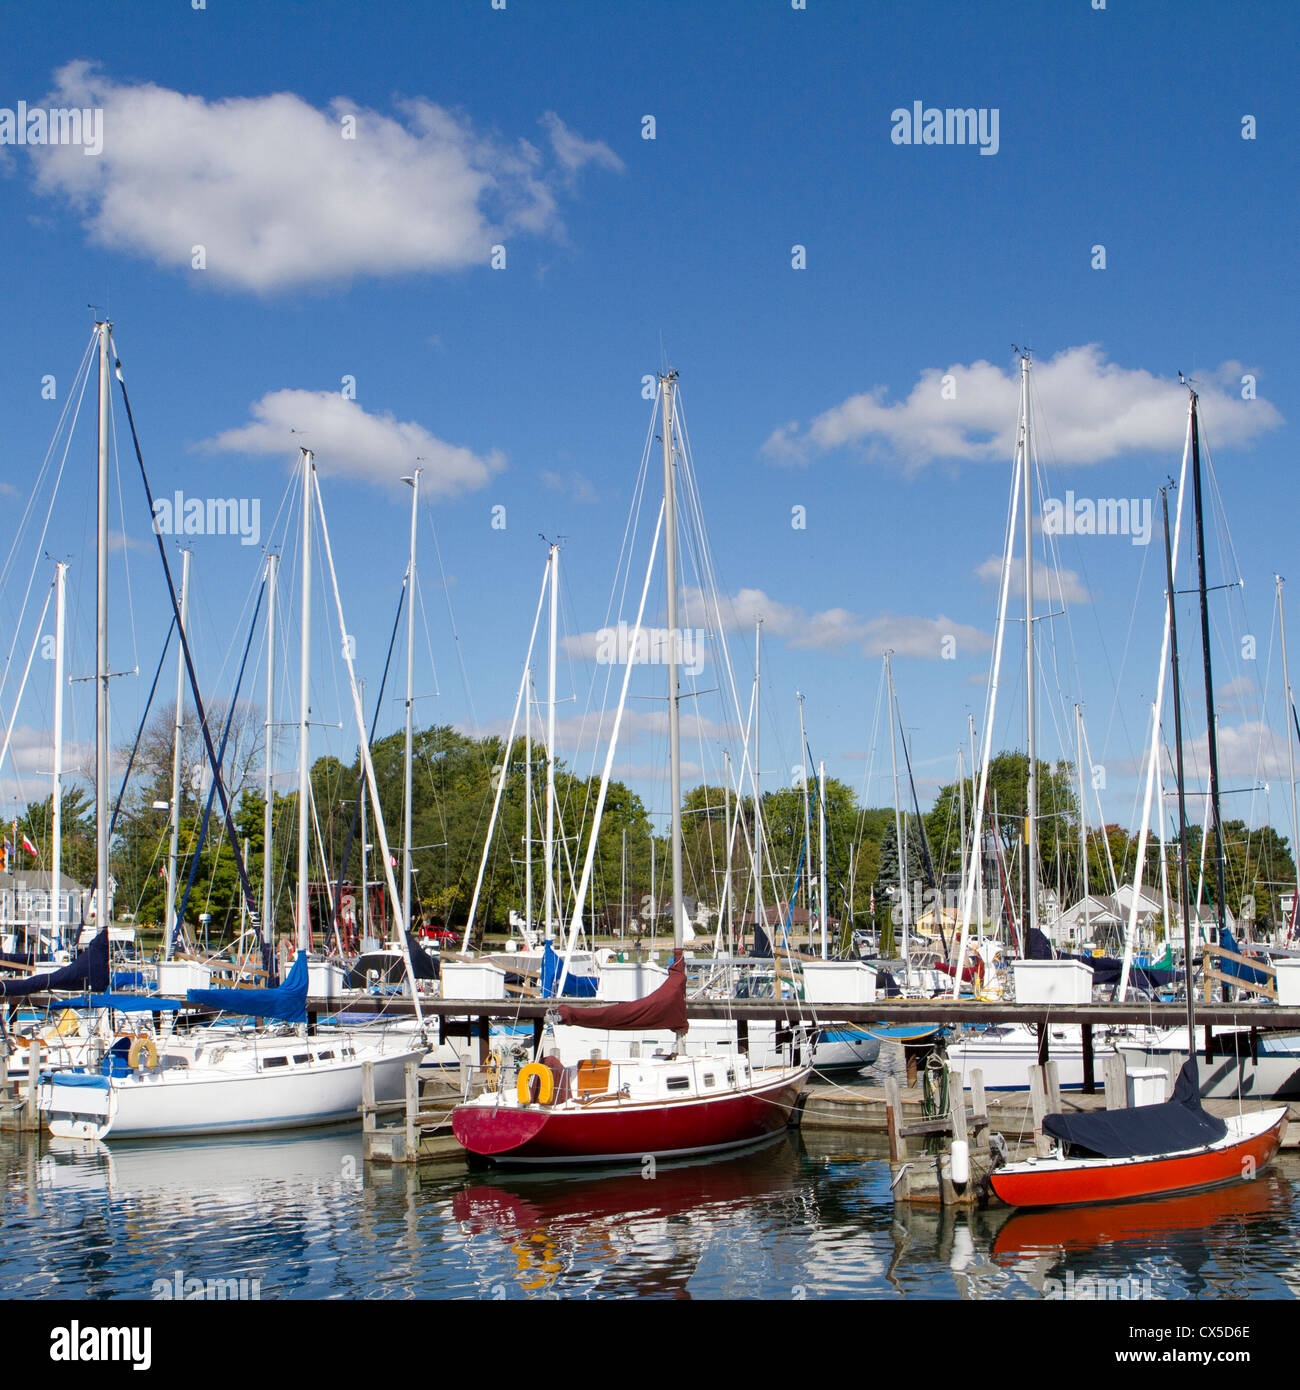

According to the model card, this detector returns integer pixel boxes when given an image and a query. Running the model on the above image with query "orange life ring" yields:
[516,1061,556,1106]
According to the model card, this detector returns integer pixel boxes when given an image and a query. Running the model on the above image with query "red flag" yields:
[21,835,37,857]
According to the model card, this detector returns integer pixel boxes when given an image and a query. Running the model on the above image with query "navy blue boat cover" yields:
[187,950,308,1022]
[541,939,599,998]
[1025,927,1176,994]
[0,930,109,998]
[405,932,438,981]
[1042,1060,1228,1159]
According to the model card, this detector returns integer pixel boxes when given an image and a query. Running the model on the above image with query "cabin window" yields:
[702,1074,715,1087]
[317,1051,334,1061]
[666,1076,690,1092]
[262,1056,288,1069]
[727,1068,736,1085]
[628,1043,640,1059]
[293,1054,310,1064]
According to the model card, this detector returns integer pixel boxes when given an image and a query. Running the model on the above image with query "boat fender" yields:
[516,1060,556,1106]
[950,1139,970,1186]
[128,1035,159,1071]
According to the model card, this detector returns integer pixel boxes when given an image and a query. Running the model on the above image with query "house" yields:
[1050,883,1232,953]
[0,870,112,955]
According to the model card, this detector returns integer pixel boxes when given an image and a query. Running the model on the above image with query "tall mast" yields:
[360,680,368,943]
[818,759,828,959]
[1076,703,1090,946]
[797,691,812,914]
[660,372,684,954]
[722,748,733,952]
[525,669,534,934]
[544,544,558,941]
[51,561,67,946]
[886,651,908,975]
[1163,486,1196,1043]
[1277,575,1300,940]
[164,547,192,958]
[95,321,111,934]
[296,447,314,955]
[262,551,277,967]
[1189,393,1229,945]
[752,619,764,948]
[402,468,421,939]
[1019,351,1039,945]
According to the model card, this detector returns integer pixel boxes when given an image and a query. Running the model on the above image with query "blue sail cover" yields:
[405,932,438,981]
[187,950,309,1022]
[0,930,109,998]
[1042,1060,1228,1159]
[541,939,599,998]
[1218,927,1270,985]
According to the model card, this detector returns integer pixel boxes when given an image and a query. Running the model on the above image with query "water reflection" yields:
[0,1126,1296,1300]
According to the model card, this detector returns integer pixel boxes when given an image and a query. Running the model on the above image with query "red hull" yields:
[989,1111,1287,1209]
[452,1072,807,1165]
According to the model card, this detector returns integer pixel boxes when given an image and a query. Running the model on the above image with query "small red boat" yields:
[989,1059,1287,1209]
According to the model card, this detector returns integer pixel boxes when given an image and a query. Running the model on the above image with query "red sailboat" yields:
[452,372,810,1166]
[991,389,1288,1209]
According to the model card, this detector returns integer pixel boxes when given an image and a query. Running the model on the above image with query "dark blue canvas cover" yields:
[187,950,308,1022]
[0,930,109,997]
[1042,1060,1228,1159]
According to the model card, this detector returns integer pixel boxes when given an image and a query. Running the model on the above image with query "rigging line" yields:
[173,576,265,941]
[112,338,259,923]
[107,393,142,677]
[0,342,95,712]
[0,582,55,786]
[106,614,177,845]
[334,581,407,931]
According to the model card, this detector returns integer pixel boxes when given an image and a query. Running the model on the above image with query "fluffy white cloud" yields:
[200,389,503,494]
[763,345,1282,470]
[31,63,621,292]
[974,555,1091,605]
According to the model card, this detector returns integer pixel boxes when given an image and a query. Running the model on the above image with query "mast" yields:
[660,371,685,957]
[1163,486,1197,1044]
[1019,351,1039,945]
[402,468,420,940]
[752,619,764,949]
[51,561,67,947]
[544,543,558,941]
[262,551,277,968]
[164,547,192,958]
[360,680,368,943]
[296,447,314,955]
[525,669,534,935]
[1189,392,1230,947]
[95,320,111,935]
[886,651,908,976]
[1076,703,1090,947]
[818,759,828,959]
[797,691,812,914]
[722,748,733,952]
[1277,575,1300,942]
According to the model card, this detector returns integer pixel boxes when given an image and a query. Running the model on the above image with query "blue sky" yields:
[0,0,1296,861]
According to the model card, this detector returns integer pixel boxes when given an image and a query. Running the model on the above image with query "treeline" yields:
[15,721,1298,946]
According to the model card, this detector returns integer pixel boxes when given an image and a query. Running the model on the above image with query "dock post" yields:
[1104,1050,1126,1110]
[970,1067,987,1130]
[477,1015,490,1067]
[24,1039,39,1128]
[949,1069,969,1199]
[884,1073,910,1201]
[404,1058,420,1160]
[362,1060,376,1137]
[1044,1059,1061,1116]
[1036,1022,1049,1068]
[1029,1065,1052,1157]
[1081,1023,1095,1094]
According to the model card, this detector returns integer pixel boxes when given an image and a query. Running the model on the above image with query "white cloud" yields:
[975,555,1090,605]
[199,389,503,495]
[540,469,598,503]
[31,63,621,292]
[763,345,1282,471]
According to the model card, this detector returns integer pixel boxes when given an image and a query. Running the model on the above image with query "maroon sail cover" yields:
[557,952,687,1033]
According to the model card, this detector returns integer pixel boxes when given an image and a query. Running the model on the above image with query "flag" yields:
[21,835,37,857]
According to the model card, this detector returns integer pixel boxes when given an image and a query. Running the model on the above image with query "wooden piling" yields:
[362,1061,376,1137]
[1044,1058,1061,1116]
[884,1073,910,1201]
[1029,1065,1052,1157]
[969,1068,987,1132]
[1104,1050,1127,1110]
[404,1059,420,1159]
[25,1040,39,1128]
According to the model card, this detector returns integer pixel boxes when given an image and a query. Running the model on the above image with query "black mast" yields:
[1189,390,1231,968]
[1162,484,1196,1048]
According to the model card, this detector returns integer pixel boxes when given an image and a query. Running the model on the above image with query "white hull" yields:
[1118,1029,1300,1101]
[948,1024,1118,1091]
[43,1040,423,1140]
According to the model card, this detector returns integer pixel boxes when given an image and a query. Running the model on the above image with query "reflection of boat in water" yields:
[451,1132,803,1296]
[991,1168,1287,1259]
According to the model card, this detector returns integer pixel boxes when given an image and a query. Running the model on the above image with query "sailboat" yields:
[41,348,423,1138]
[990,388,1287,1207]
[451,371,811,1164]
